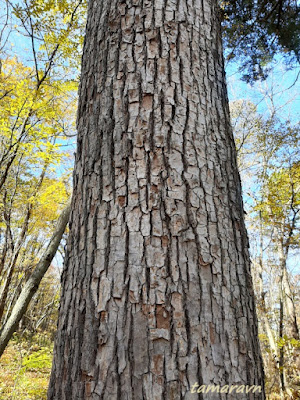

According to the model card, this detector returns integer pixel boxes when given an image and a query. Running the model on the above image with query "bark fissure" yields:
[48,0,265,398]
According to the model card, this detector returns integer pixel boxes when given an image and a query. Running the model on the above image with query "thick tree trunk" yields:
[48,1,265,399]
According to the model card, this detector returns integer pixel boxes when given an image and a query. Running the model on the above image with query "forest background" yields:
[0,0,299,399]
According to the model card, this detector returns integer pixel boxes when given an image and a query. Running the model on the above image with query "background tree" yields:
[230,99,300,398]
[0,0,85,360]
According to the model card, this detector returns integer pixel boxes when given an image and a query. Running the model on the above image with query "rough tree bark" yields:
[48,0,265,399]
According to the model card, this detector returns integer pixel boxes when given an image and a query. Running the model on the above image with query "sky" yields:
[226,57,300,122]
[225,59,300,275]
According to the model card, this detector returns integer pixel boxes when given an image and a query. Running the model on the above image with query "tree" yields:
[257,164,300,397]
[0,0,84,356]
[0,201,71,357]
[48,1,265,398]
[230,99,300,398]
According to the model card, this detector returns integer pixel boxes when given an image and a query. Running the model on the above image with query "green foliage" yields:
[21,347,52,373]
[221,0,300,82]
[255,163,300,251]
[277,334,300,349]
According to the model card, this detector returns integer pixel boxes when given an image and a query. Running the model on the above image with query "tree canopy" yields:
[222,0,300,81]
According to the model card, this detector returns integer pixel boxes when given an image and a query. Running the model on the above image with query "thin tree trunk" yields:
[277,237,299,398]
[0,202,70,357]
[2,276,24,327]
[279,296,285,397]
[0,206,32,323]
[253,259,280,389]
[0,164,48,323]
[0,225,9,277]
[256,212,281,385]
[278,240,299,341]
[49,1,265,399]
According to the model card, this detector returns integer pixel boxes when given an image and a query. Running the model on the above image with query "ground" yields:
[0,338,52,400]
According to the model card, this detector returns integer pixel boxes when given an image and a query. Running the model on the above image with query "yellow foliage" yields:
[30,177,69,234]
[257,162,300,240]
[0,57,77,166]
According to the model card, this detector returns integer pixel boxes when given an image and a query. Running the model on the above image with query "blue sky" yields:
[225,58,300,276]
[226,57,300,122]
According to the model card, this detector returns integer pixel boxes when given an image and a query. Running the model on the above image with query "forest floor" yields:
[0,338,294,399]
[0,339,52,400]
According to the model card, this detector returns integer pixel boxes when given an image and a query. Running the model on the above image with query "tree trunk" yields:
[0,205,32,323]
[48,1,265,399]
[278,239,299,341]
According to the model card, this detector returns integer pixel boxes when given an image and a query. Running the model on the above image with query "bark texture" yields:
[48,0,265,398]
